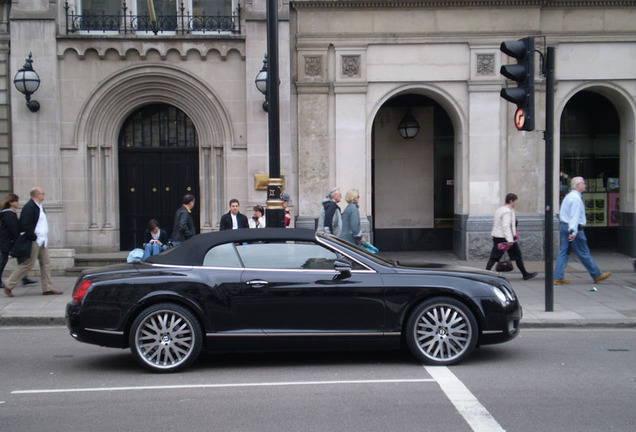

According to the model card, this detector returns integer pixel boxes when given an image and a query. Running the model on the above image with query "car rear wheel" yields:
[405,297,478,366]
[129,303,202,373]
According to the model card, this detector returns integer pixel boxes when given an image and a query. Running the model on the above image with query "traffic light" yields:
[500,37,535,131]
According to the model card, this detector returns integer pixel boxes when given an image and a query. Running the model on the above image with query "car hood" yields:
[393,260,499,279]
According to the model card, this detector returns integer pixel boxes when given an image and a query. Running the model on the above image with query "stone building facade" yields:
[290,0,636,259]
[3,0,635,262]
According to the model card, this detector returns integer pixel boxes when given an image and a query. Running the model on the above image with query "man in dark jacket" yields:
[5,187,61,295]
[219,199,249,230]
[171,194,196,244]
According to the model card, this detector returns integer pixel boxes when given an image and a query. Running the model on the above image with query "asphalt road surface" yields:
[1,327,634,432]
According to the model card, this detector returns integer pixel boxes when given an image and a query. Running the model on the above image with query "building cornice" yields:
[291,0,636,8]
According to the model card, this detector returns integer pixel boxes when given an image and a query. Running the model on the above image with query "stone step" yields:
[64,252,129,277]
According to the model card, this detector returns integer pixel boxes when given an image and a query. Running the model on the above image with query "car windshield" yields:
[317,232,394,267]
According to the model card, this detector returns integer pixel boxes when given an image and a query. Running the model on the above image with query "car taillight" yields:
[73,279,93,304]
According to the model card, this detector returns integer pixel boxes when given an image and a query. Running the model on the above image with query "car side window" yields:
[236,241,341,269]
[203,242,242,268]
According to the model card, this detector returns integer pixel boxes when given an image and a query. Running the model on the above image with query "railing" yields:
[65,1,241,35]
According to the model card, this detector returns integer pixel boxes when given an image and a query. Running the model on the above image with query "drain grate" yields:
[606,348,629,352]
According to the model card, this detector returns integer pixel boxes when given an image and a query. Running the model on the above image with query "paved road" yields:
[1,326,634,432]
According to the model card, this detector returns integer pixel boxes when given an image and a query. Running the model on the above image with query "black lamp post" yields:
[262,0,285,227]
[13,52,41,113]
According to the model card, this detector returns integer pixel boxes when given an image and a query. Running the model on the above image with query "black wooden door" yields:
[119,147,199,250]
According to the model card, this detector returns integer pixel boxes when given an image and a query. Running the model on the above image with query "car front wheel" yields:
[406,297,478,366]
[129,303,202,373]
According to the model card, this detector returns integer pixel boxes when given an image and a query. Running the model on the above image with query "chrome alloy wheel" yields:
[406,297,478,365]
[130,303,202,372]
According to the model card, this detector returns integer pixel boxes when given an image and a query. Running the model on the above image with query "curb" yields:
[0,317,66,326]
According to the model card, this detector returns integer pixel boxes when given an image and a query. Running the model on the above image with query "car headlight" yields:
[493,287,510,306]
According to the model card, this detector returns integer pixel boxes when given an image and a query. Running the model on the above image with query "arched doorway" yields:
[559,90,620,249]
[118,103,200,250]
[372,94,455,251]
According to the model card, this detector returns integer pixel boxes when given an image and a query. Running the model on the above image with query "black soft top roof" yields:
[144,228,322,266]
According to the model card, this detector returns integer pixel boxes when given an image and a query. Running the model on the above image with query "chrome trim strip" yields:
[206,331,401,337]
[482,330,504,335]
[149,263,375,274]
[85,328,125,336]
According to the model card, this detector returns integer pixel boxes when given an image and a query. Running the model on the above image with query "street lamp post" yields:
[263,0,284,227]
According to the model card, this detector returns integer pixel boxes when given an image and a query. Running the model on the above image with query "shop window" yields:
[560,91,620,239]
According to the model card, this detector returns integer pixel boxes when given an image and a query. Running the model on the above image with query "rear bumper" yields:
[66,302,128,349]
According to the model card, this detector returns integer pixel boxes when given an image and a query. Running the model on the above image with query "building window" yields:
[66,0,240,34]
[119,104,198,148]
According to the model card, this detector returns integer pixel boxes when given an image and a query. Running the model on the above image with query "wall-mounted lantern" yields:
[13,52,41,113]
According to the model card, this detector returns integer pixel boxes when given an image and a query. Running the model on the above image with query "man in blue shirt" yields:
[554,176,611,285]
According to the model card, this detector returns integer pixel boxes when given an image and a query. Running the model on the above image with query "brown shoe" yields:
[593,272,611,283]
[42,289,63,295]
[554,279,570,285]
[3,284,13,298]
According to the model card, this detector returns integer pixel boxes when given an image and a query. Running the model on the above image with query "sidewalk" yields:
[0,251,635,327]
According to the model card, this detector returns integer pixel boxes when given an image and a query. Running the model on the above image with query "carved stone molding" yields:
[341,55,360,78]
[304,55,322,77]
[476,54,495,76]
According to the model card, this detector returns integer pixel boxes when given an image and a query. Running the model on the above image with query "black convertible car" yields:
[66,229,522,372]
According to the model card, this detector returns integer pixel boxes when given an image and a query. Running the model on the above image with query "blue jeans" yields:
[554,223,602,280]
[142,243,162,260]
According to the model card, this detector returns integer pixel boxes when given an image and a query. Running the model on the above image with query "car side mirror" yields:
[333,259,352,280]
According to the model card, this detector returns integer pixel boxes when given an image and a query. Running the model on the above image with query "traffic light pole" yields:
[544,46,555,312]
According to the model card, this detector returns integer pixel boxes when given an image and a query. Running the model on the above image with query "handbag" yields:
[495,252,514,272]
[497,242,512,252]
[10,233,32,259]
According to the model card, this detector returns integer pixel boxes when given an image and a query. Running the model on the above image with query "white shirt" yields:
[491,205,516,243]
[34,202,49,247]
[249,216,265,229]
[559,189,586,237]
[231,213,238,229]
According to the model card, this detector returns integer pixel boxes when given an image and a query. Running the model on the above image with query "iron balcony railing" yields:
[65,1,241,35]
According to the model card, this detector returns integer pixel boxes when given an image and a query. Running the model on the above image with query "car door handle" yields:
[246,280,269,288]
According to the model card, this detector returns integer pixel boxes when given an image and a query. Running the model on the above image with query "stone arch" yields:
[369,84,466,251]
[555,82,636,255]
[75,64,234,248]
[369,84,467,215]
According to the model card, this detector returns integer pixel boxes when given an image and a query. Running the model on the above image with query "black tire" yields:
[129,303,202,373]
[405,297,478,366]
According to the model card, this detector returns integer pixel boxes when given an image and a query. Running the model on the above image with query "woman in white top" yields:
[249,205,266,228]
[486,193,537,280]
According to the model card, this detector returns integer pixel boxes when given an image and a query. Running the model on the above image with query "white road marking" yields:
[12,365,506,432]
[425,366,506,432]
[12,378,434,395]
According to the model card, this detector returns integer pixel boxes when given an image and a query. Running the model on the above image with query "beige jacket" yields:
[491,205,516,242]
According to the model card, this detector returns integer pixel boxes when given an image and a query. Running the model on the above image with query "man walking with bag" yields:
[5,187,61,295]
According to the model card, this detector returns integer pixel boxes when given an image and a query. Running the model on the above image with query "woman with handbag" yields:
[0,194,20,297]
[486,193,538,280]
